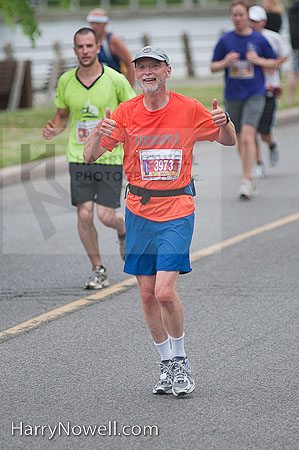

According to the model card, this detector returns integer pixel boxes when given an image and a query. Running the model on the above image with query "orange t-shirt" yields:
[101,91,219,221]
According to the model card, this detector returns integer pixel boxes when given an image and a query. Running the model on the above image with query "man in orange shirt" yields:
[84,46,236,397]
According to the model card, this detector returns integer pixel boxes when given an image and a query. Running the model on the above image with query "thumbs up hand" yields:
[211,98,227,127]
[96,107,117,137]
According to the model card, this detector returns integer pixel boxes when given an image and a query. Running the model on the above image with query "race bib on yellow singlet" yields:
[139,149,182,181]
[229,61,254,79]
[75,120,100,144]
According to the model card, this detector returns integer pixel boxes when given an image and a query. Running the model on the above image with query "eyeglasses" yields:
[135,62,164,71]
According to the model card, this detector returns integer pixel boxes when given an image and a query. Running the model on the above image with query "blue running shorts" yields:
[124,208,194,276]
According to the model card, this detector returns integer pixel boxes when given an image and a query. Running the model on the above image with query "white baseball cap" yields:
[249,6,267,22]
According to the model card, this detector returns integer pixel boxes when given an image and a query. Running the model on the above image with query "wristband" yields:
[224,112,231,125]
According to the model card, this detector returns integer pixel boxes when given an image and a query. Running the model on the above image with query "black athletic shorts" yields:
[258,94,278,135]
[69,163,123,208]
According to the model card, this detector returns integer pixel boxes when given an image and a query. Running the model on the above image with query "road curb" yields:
[0,155,68,188]
[275,106,299,126]
[1,107,299,188]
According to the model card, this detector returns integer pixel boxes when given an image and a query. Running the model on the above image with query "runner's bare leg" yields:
[77,201,102,267]
[137,271,184,343]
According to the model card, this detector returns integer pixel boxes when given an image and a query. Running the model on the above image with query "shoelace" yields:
[89,269,105,282]
[172,360,191,381]
[157,361,173,380]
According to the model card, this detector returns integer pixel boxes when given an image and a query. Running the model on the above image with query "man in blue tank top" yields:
[87,8,135,87]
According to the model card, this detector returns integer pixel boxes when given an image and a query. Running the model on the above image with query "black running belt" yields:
[126,183,189,206]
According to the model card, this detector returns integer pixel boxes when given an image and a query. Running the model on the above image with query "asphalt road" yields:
[0,122,298,449]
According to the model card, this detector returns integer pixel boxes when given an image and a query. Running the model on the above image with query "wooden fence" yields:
[1,30,222,102]
[1,26,292,107]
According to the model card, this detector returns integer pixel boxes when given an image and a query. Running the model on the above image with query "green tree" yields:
[0,0,40,45]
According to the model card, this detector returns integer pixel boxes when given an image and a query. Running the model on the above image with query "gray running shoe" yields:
[172,357,195,397]
[118,233,126,261]
[269,142,279,167]
[84,265,109,290]
[153,360,173,395]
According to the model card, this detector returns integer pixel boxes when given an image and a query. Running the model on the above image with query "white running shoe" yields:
[239,179,258,200]
[172,357,195,397]
[251,162,266,179]
[84,265,109,290]
[153,360,173,395]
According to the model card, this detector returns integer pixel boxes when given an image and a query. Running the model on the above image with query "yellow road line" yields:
[0,277,137,341]
[191,212,299,262]
[1,212,298,342]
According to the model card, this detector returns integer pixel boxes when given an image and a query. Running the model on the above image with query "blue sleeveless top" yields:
[98,33,121,73]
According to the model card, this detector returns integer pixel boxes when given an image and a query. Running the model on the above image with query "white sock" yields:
[154,337,172,362]
[169,333,186,359]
